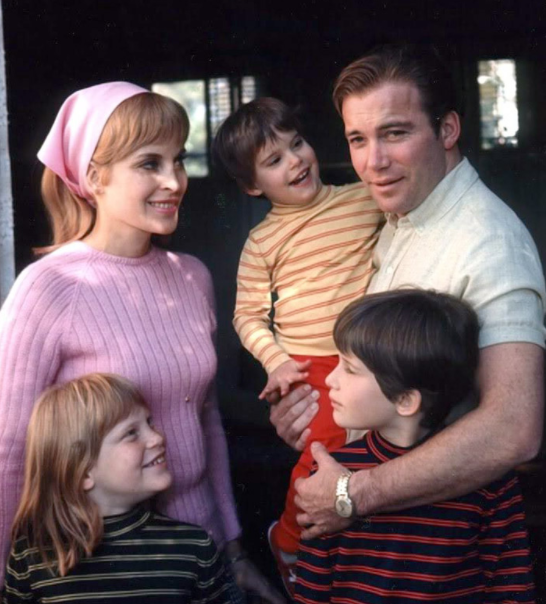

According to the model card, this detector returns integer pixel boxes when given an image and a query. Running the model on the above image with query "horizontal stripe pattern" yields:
[3,507,231,603]
[233,183,383,372]
[295,431,535,604]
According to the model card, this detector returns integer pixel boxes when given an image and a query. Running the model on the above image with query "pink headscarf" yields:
[37,81,148,200]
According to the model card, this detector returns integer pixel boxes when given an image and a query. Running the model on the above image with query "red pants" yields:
[274,354,346,553]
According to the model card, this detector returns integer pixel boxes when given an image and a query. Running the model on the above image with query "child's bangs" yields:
[85,375,149,439]
[333,301,378,359]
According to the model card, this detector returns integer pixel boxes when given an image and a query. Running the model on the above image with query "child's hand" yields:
[231,557,286,604]
[259,359,312,400]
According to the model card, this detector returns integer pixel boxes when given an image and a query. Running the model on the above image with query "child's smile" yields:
[246,129,322,207]
[84,406,172,516]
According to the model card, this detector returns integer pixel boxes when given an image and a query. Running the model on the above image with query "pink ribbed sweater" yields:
[0,242,241,578]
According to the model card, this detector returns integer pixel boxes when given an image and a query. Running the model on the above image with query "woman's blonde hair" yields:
[11,373,149,576]
[36,93,190,254]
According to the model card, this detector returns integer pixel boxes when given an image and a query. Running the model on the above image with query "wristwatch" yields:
[334,471,354,518]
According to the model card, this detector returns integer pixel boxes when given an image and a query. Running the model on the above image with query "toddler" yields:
[213,98,383,591]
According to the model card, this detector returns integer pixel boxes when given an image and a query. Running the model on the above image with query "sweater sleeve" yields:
[233,234,291,375]
[192,532,232,603]
[2,539,36,604]
[191,259,241,546]
[0,263,71,583]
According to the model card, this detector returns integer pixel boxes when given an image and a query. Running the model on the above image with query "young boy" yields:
[295,289,536,604]
[213,97,383,589]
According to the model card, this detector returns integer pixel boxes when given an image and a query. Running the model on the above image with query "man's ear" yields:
[439,111,461,151]
[395,390,422,417]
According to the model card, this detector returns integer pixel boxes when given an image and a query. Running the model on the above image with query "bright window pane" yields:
[478,59,519,150]
[241,76,257,104]
[209,78,231,137]
[152,81,208,176]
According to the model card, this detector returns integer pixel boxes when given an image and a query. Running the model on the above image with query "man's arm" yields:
[294,342,544,538]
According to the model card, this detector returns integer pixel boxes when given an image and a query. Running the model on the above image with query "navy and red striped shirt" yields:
[295,431,536,604]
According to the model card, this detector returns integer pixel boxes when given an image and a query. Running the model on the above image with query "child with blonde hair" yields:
[2,373,231,603]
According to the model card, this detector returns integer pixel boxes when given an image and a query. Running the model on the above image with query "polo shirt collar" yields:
[386,158,479,232]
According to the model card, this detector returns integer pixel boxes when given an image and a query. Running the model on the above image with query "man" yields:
[269,44,546,539]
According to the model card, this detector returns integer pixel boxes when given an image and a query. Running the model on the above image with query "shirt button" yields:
[386,266,394,274]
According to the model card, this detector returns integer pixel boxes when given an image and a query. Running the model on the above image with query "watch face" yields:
[335,497,353,518]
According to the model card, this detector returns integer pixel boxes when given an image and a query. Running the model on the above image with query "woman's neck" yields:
[83,228,152,258]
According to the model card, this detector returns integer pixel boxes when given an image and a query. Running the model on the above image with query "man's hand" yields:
[259,359,311,399]
[295,442,353,538]
[268,384,319,451]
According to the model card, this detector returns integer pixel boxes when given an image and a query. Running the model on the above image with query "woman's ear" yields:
[395,390,422,417]
[86,162,103,198]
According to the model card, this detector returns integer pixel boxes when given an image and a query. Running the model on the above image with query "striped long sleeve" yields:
[234,183,383,373]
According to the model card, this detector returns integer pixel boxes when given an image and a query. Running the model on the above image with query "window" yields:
[152,77,257,176]
[477,59,519,150]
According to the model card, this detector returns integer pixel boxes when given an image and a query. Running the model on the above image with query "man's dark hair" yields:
[334,289,479,431]
[333,44,459,135]
[212,97,302,191]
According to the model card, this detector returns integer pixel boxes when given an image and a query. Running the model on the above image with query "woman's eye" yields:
[125,428,138,438]
[267,156,280,166]
[293,137,303,148]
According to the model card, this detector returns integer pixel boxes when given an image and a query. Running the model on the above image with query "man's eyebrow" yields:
[346,120,415,138]
[377,120,414,131]
[345,128,362,138]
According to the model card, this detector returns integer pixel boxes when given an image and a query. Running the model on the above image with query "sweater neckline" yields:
[102,505,150,539]
[64,240,163,266]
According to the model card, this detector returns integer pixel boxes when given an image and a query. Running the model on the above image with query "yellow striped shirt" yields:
[234,182,383,372]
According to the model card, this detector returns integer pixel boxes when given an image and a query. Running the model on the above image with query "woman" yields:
[0,82,283,603]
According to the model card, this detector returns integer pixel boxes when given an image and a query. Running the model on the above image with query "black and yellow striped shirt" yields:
[3,506,231,603]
